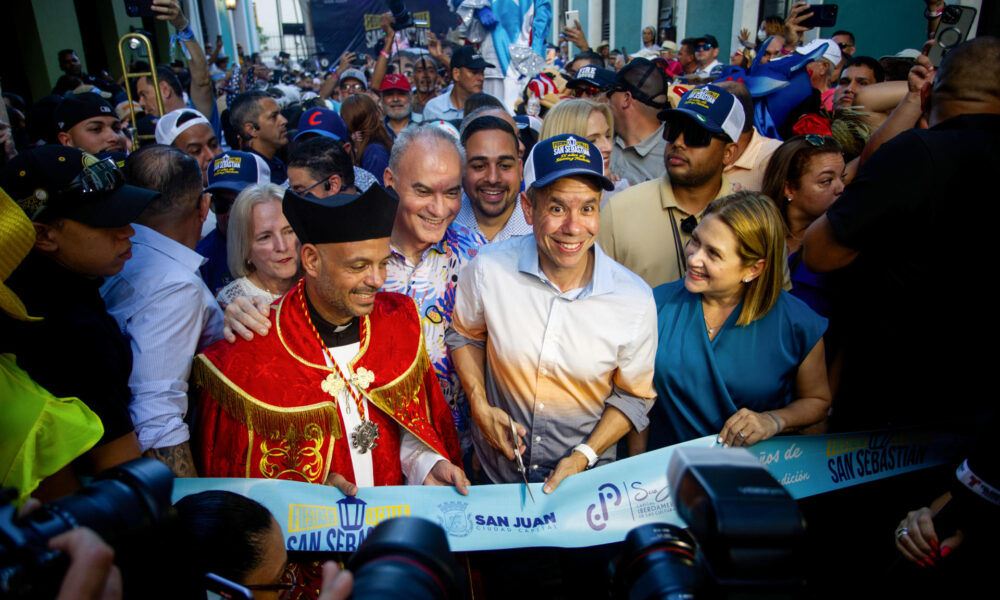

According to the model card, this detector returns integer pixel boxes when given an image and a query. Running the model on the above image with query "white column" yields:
[184,0,203,42]
[676,0,687,41]
[732,0,758,58]
[641,0,657,36]
[234,0,251,53]
[588,0,602,48]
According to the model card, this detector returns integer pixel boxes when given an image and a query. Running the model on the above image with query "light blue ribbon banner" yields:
[174,428,967,552]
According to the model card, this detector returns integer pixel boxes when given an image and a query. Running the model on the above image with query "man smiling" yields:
[380,73,422,137]
[382,127,485,455]
[454,115,531,244]
[449,133,656,495]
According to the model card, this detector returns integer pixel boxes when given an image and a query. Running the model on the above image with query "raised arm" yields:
[858,51,935,167]
[154,0,214,119]
[370,13,396,93]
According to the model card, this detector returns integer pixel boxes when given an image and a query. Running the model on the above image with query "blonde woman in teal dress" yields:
[652,192,832,447]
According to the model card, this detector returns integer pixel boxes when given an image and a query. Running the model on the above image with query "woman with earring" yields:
[762,134,846,317]
[215,183,301,309]
[651,192,831,448]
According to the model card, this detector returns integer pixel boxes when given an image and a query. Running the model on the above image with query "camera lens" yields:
[612,523,698,600]
[348,517,460,600]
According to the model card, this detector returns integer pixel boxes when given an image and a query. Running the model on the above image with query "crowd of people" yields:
[1,0,997,598]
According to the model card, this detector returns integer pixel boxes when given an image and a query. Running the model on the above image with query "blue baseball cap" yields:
[205,151,272,194]
[294,107,348,142]
[524,134,613,191]
[566,65,617,90]
[657,84,745,142]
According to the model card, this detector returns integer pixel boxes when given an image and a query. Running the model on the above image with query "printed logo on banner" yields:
[286,496,412,553]
[826,431,930,484]
[586,479,675,531]
[437,501,473,537]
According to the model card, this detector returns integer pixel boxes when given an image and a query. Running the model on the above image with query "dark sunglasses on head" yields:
[662,117,728,148]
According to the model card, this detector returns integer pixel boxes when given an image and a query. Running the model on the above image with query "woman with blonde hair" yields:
[651,191,831,448]
[215,183,301,309]
[340,93,394,186]
[540,98,625,196]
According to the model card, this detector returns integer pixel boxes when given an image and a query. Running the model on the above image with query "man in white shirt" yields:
[101,145,225,476]
[422,47,495,122]
[693,34,722,79]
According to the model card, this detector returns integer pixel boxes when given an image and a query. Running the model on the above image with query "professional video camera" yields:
[612,447,807,599]
[0,459,175,599]
[348,516,463,600]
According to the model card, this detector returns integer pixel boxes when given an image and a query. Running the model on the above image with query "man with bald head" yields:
[803,36,1000,431]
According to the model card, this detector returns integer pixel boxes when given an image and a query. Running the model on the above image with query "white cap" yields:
[155,108,212,145]
[796,38,842,66]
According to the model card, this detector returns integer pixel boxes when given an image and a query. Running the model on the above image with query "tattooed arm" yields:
[144,442,199,478]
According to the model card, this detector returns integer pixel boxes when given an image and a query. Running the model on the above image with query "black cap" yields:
[282,184,397,245]
[53,93,117,132]
[613,58,670,109]
[566,65,617,90]
[0,145,158,227]
[451,46,495,70]
[697,34,719,49]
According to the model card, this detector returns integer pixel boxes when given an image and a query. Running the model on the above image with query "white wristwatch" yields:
[573,443,599,469]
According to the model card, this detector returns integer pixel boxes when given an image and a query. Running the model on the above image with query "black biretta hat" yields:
[282,184,398,244]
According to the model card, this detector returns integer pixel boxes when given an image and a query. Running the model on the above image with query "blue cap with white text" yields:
[205,151,272,193]
[523,134,613,191]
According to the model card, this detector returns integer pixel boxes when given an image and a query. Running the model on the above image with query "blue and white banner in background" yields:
[173,427,969,553]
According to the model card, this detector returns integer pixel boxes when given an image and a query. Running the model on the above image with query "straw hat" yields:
[0,187,40,321]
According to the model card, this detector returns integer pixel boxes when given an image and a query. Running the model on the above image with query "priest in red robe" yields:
[192,183,466,493]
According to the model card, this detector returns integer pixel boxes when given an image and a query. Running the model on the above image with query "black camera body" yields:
[0,459,175,598]
[612,447,807,599]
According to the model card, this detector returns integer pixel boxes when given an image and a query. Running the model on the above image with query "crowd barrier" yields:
[173,427,968,552]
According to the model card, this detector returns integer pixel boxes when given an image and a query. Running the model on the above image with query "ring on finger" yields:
[896,527,909,540]
[737,431,746,439]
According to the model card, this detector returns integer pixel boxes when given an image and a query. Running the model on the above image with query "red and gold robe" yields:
[192,285,462,484]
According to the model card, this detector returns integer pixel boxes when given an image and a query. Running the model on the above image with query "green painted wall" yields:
[32,0,86,94]
[685,0,736,60]
[819,0,929,60]
[615,0,644,55]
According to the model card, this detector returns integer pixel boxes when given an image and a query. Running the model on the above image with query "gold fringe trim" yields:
[361,331,431,418]
[191,355,343,443]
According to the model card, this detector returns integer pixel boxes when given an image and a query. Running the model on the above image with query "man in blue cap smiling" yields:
[449,133,657,493]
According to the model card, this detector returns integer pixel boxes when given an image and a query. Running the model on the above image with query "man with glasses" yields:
[599,84,741,288]
[2,146,158,481]
[693,34,722,80]
[339,68,368,97]
[287,137,357,198]
[565,65,616,103]
[608,58,671,185]
[196,151,273,294]
[292,107,378,192]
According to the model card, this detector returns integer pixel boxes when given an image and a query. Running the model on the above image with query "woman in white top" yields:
[215,183,301,309]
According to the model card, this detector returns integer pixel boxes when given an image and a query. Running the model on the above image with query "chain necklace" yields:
[297,280,379,452]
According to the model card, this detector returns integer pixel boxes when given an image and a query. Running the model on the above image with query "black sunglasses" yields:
[208,190,238,214]
[574,85,607,98]
[662,117,728,148]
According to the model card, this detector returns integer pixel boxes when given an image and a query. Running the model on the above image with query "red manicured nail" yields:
[941,546,952,558]
[930,540,939,552]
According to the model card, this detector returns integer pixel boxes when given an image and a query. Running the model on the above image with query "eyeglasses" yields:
[341,83,365,92]
[245,565,297,600]
[662,117,728,147]
[296,176,332,196]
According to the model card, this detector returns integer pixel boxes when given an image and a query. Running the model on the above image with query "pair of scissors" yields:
[508,414,535,503]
